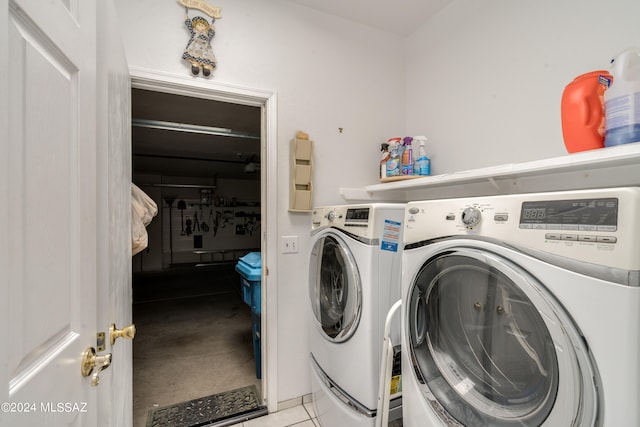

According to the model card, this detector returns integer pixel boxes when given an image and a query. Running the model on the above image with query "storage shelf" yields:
[290,137,314,212]
[340,143,640,202]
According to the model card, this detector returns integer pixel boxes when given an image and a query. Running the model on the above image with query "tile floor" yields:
[227,396,403,427]
[228,398,319,427]
[225,395,402,427]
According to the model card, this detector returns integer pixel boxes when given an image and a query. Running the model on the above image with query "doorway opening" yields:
[128,77,272,426]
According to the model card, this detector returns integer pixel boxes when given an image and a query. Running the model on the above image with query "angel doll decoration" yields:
[179,0,222,77]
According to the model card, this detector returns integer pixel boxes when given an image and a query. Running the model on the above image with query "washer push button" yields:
[597,236,618,244]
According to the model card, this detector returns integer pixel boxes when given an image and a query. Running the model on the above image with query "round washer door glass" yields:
[408,251,559,426]
[309,234,362,342]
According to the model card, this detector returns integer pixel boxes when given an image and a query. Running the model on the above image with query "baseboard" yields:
[277,393,313,412]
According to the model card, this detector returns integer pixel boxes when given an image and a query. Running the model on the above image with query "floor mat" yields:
[146,385,267,427]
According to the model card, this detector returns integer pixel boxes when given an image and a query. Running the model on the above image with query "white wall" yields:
[115,0,639,407]
[115,0,406,403]
[405,0,640,175]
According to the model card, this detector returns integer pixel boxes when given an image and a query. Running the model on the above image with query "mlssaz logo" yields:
[40,402,88,413]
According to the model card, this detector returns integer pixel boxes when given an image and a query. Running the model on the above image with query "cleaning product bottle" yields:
[561,70,612,153]
[604,47,640,147]
[379,143,390,179]
[386,139,401,177]
[401,137,413,175]
[414,136,431,176]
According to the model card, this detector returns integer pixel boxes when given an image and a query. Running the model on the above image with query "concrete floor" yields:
[132,264,262,427]
[132,264,402,427]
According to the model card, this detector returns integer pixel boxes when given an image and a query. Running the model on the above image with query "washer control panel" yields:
[404,188,640,270]
[519,197,617,231]
[519,197,619,244]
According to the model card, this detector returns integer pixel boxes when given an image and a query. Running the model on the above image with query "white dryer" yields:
[401,187,640,427]
[309,204,405,427]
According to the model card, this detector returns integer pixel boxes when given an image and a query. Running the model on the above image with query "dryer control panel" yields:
[311,203,405,242]
[404,187,640,271]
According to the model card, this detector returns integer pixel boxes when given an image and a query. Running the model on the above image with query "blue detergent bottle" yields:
[414,136,430,176]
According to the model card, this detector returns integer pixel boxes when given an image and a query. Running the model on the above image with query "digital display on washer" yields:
[345,208,370,223]
[520,198,618,229]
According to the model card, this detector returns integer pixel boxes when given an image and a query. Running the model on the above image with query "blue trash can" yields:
[235,252,262,314]
[252,312,261,379]
[235,252,262,378]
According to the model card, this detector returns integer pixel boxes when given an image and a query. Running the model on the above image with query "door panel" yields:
[9,13,77,386]
[2,0,99,425]
[96,0,133,424]
[404,243,599,427]
[309,234,362,342]
[408,254,558,426]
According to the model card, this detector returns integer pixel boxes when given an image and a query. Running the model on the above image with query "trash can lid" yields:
[236,252,262,281]
[239,252,261,268]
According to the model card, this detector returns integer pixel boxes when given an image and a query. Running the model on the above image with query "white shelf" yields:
[340,143,640,202]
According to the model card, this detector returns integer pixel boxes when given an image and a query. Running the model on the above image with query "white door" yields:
[0,0,131,425]
[95,1,134,426]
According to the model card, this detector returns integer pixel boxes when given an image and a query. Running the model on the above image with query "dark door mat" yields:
[146,385,267,427]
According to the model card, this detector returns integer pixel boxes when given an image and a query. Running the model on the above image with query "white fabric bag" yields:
[131,183,158,256]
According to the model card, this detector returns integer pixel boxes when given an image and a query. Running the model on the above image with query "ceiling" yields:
[132,88,261,181]
[285,0,453,37]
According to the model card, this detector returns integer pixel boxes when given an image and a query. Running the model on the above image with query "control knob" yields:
[461,206,482,227]
[327,211,336,222]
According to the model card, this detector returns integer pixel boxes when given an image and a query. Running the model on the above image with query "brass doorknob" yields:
[81,347,112,386]
[110,323,136,346]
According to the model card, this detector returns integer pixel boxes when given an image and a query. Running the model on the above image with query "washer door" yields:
[309,233,362,342]
[407,246,598,426]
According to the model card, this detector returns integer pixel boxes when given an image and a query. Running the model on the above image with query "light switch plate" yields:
[281,235,299,254]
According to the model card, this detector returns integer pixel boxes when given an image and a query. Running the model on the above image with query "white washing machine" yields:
[308,203,405,427]
[401,187,640,427]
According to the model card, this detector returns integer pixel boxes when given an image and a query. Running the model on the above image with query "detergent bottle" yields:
[604,47,640,147]
[560,70,611,153]
[414,136,430,176]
